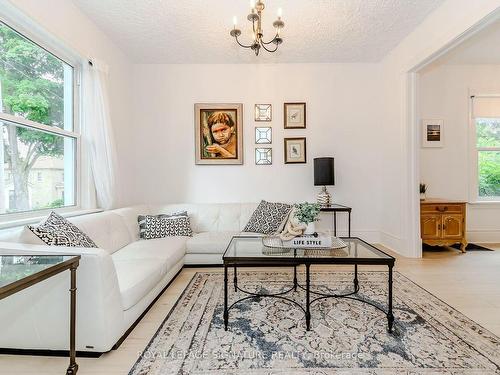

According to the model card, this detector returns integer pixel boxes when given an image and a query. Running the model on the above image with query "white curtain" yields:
[82,59,119,210]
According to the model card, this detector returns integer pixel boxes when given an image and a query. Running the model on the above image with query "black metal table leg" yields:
[333,212,337,237]
[305,263,311,330]
[224,265,228,331]
[233,266,237,292]
[293,265,297,291]
[387,264,394,333]
[66,265,78,375]
[348,211,351,237]
[353,264,359,292]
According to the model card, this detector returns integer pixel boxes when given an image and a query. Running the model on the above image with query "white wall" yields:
[3,0,134,206]
[6,0,500,255]
[128,63,383,240]
[419,64,500,243]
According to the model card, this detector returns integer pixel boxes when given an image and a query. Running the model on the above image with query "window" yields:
[0,21,78,215]
[470,96,500,201]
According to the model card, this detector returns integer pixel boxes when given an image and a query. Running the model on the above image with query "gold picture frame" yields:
[284,137,306,164]
[194,103,243,165]
[284,102,306,129]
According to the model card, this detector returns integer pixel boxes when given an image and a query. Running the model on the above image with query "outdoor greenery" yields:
[0,22,66,211]
[476,119,500,197]
[294,202,321,225]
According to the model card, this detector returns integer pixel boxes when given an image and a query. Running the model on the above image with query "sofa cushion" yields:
[28,212,97,248]
[185,231,262,254]
[243,200,292,234]
[112,237,187,273]
[138,214,192,239]
[154,203,260,233]
[112,205,151,241]
[113,258,164,311]
[70,212,132,254]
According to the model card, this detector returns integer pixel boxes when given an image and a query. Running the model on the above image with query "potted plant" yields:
[294,202,321,234]
[420,183,427,200]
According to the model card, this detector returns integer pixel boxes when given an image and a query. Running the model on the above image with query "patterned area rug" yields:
[129,271,500,374]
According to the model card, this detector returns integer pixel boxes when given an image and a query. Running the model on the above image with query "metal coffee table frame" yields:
[222,237,395,332]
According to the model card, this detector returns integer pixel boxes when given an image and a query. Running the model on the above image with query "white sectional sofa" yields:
[0,203,260,353]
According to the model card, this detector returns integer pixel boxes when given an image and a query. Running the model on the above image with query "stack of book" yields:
[282,233,335,249]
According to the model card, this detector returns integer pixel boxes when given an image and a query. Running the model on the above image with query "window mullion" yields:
[477,147,500,152]
[0,112,77,139]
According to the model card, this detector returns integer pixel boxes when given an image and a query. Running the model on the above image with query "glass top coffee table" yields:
[222,236,395,332]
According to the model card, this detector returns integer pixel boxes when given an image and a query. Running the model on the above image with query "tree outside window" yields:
[475,118,500,199]
[0,21,76,214]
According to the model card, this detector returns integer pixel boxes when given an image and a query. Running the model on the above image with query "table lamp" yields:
[314,157,335,207]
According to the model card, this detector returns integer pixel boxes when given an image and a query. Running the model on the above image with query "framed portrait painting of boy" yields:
[194,103,243,165]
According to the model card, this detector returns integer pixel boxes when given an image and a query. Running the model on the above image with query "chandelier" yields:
[230,1,285,56]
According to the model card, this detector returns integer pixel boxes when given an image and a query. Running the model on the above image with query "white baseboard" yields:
[379,231,405,256]
[466,230,500,244]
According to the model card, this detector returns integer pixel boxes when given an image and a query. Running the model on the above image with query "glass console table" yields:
[0,255,81,375]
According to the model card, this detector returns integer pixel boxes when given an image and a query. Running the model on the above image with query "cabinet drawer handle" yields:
[436,206,448,212]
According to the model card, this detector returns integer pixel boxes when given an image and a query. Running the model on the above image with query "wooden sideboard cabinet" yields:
[420,199,467,252]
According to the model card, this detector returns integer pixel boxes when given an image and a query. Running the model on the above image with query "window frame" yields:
[468,93,500,204]
[0,15,83,222]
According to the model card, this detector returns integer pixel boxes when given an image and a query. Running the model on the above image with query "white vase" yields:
[304,222,316,235]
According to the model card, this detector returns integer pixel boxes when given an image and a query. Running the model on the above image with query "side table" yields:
[0,255,80,375]
[320,204,352,237]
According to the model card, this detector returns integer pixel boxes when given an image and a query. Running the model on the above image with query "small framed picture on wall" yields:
[422,119,444,148]
[284,137,306,164]
[284,102,306,129]
[255,104,272,121]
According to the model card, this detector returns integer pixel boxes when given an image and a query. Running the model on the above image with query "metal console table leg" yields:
[66,265,78,375]
[348,210,351,237]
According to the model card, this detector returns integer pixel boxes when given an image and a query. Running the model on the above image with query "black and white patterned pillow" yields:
[243,200,292,234]
[138,211,189,239]
[27,212,97,248]
[139,214,192,240]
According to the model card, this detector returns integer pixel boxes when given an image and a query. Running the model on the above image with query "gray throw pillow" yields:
[138,211,192,239]
[27,211,97,248]
[243,200,292,235]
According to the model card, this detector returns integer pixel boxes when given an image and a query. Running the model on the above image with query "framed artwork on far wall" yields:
[284,102,306,129]
[194,103,243,165]
[255,148,272,165]
[422,119,444,148]
[255,127,272,144]
[255,104,272,121]
[284,137,306,164]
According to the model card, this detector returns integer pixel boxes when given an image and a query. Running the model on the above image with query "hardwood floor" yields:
[1,244,499,375]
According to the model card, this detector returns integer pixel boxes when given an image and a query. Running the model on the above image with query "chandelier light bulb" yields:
[250,0,256,10]
[233,16,237,26]
[277,7,282,18]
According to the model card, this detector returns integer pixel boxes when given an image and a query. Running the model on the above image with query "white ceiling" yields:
[72,0,444,64]
[437,19,500,65]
